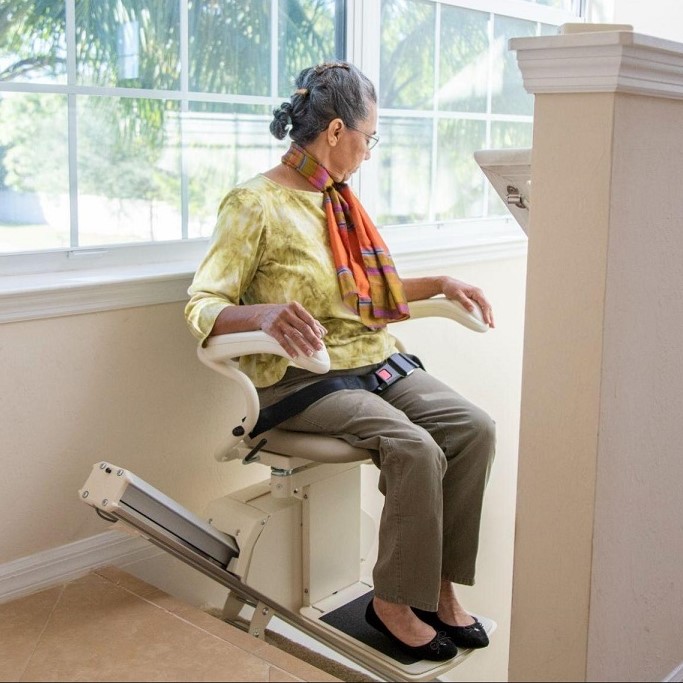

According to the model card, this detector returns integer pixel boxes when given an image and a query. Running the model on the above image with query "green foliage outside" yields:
[0,0,542,247]
[0,0,338,246]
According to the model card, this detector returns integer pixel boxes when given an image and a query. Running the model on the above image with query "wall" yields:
[0,250,527,681]
[612,0,683,42]
[587,1,683,43]
[0,301,270,566]
[509,92,616,682]
[587,92,683,683]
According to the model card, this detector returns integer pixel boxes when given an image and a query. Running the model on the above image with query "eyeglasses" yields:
[346,124,380,150]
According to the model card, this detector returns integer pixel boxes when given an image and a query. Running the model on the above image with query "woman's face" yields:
[326,101,378,184]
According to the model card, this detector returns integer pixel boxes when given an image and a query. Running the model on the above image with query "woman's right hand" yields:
[259,301,327,359]
[209,301,327,359]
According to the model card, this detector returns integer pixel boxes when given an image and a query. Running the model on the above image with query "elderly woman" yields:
[185,61,495,661]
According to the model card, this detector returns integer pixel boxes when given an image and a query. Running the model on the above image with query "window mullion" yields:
[429,3,441,224]
[271,0,279,99]
[354,0,381,218]
[335,0,347,60]
[482,12,496,218]
[573,0,587,17]
[179,0,189,240]
[65,0,79,249]
[269,0,280,169]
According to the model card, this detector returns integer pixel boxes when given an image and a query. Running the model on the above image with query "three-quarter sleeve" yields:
[185,187,267,344]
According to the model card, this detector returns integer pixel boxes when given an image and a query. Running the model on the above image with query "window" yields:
[0,0,342,255]
[0,0,580,261]
[359,0,580,227]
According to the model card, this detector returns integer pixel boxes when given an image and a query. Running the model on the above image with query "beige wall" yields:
[587,93,683,682]
[509,92,615,681]
[587,0,683,43]
[613,0,683,42]
[0,302,270,565]
[0,252,527,681]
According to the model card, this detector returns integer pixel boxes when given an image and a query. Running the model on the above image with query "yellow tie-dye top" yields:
[185,174,398,388]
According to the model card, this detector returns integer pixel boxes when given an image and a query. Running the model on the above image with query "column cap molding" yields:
[510,30,683,100]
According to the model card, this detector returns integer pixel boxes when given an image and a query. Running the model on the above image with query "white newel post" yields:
[508,29,683,682]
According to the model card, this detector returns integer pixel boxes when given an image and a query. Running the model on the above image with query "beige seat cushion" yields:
[246,429,374,464]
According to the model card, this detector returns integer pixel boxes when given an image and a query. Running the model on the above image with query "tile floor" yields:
[0,566,339,682]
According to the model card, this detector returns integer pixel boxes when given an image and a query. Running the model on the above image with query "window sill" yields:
[0,219,527,325]
[0,260,197,324]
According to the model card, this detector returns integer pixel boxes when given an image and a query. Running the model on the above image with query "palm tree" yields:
[0,0,67,82]
[0,0,340,239]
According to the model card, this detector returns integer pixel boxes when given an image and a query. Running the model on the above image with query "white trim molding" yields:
[0,530,162,605]
[510,29,683,100]
[0,264,195,324]
[0,222,527,325]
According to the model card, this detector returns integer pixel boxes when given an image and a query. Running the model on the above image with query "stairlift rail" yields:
[79,461,420,682]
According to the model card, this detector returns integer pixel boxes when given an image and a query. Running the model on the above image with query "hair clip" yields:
[313,62,350,75]
[294,88,309,96]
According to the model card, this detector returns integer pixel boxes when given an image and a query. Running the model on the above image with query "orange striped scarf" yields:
[282,143,409,329]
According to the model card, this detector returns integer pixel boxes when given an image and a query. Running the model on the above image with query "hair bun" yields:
[270,102,293,140]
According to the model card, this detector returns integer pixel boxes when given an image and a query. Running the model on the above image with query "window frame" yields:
[0,0,582,323]
[1,0,348,266]
[351,0,581,220]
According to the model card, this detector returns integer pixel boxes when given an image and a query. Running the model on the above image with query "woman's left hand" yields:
[442,277,495,328]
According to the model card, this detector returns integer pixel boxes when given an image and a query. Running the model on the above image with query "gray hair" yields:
[270,62,377,145]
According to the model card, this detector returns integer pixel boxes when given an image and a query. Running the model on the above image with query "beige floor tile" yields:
[3,571,339,682]
[94,565,184,613]
[250,639,341,682]
[268,667,304,682]
[93,566,170,602]
[149,591,340,680]
[20,573,273,682]
[164,602,260,649]
[0,586,64,683]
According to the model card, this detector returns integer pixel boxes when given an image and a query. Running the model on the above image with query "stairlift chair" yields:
[80,150,527,680]
[195,296,493,680]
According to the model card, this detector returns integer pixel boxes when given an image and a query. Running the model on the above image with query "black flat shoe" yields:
[412,607,490,649]
[365,599,458,661]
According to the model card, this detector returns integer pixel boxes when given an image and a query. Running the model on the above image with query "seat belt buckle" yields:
[373,354,419,393]
[374,365,400,392]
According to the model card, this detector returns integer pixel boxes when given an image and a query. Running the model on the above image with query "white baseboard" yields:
[0,529,163,605]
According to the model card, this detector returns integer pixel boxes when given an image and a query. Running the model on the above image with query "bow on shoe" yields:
[430,631,455,653]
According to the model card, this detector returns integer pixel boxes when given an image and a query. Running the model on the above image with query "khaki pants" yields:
[257,363,495,611]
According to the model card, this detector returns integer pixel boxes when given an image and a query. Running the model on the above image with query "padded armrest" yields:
[199,299,485,376]
[196,331,329,461]
[407,297,489,333]
[197,301,485,462]
[200,330,330,374]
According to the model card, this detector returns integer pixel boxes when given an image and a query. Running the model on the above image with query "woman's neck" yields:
[263,162,321,192]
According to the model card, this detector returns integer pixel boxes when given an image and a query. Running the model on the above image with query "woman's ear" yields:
[326,118,344,147]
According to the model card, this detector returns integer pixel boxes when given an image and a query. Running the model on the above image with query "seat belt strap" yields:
[249,353,423,439]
